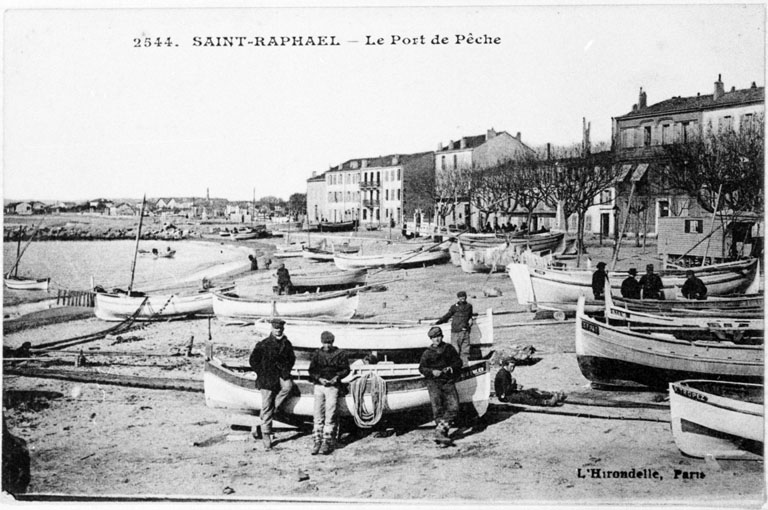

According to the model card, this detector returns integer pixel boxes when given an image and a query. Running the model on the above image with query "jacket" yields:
[620,277,641,299]
[419,341,462,382]
[494,368,518,399]
[249,334,296,391]
[681,276,707,300]
[308,346,351,387]
[591,270,608,298]
[639,273,664,300]
[436,301,474,333]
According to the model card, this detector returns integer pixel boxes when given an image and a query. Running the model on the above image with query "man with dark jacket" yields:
[591,262,608,300]
[308,331,350,456]
[276,263,292,295]
[435,291,474,364]
[419,326,463,447]
[249,318,296,450]
[620,268,641,299]
[639,264,664,300]
[681,269,707,300]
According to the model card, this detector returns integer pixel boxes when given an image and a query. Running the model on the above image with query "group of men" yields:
[247,290,478,454]
[591,263,707,301]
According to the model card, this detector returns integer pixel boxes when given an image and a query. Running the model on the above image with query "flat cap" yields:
[628,267,637,275]
[596,262,606,268]
[457,291,467,298]
[427,326,443,338]
[270,318,286,328]
[320,331,335,343]
[502,357,517,366]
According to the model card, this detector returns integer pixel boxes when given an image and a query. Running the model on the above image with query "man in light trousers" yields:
[308,331,350,455]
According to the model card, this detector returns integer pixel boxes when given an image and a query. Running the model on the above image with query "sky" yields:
[3,3,765,202]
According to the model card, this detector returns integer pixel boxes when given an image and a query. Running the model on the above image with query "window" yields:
[397,189,401,200]
[643,126,651,147]
[453,154,457,169]
[658,200,670,218]
[743,113,755,129]
[386,189,389,200]
[662,124,671,145]
[721,116,733,131]
[376,172,380,183]
[680,122,689,143]
[397,169,401,180]
[441,155,446,170]
[685,219,703,234]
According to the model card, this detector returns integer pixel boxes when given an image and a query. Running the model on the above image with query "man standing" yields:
[419,326,463,447]
[435,291,474,364]
[249,318,296,450]
[308,331,350,456]
[681,269,708,300]
[620,268,641,299]
[639,264,665,300]
[591,262,608,300]
[276,263,292,295]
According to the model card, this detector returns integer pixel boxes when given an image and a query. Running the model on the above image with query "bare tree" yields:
[433,165,471,227]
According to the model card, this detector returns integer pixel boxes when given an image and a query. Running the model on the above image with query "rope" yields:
[348,372,387,428]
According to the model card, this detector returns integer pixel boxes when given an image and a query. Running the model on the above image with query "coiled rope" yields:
[348,372,387,428]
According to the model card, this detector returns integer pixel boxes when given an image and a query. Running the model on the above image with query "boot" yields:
[262,432,273,450]
[310,431,323,456]
[320,433,335,455]
[433,422,453,447]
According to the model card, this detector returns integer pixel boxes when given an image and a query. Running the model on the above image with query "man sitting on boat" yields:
[591,262,608,300]
[419,326,463,447]
[494,358,565,407]
[435,291,474,364]
[308,331,350,456]
[639,264,664,300]
[681,269,708,300]
[620,268,641,299]
[248,318,296,450]
[275,263,293,295]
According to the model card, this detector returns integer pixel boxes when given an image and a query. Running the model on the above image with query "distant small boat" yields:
[204,354,491,423]
[273,244,305,258]
[213,288,359,320]
[4,275,50,291]
[290,269,368,292]
[139,249,176,258]
[318,220,357,232]
[333,244,450,270]
[669,380,763,459]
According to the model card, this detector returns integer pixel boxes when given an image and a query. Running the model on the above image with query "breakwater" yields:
[3,223,198,242]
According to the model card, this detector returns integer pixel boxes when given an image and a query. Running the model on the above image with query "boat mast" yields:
[127,195,147,294]
[13,227,22,277]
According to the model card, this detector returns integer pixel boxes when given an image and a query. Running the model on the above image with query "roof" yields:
[325,151,434,173]
[618,85,764,119]
[438,134,487,152]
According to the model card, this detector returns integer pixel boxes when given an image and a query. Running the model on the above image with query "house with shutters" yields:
[610,75,764,239]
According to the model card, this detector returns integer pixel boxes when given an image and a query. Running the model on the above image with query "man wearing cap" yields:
[308,331,350,455]
[248,318,296,450]
[435,291,474,364]
[681,269,707,300]
[419,326,463,447]
[495,357,565,406]
[620,268,641,299]
[276,263,292,295]
[591,262,608,300]
[639,264,664,300]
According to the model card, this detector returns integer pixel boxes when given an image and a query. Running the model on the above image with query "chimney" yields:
[546,143,551,160]
[731,86,736,92]
[311,171,316,177]
[361,159,367,168]
[752,82,757,89]
[714,74,725,101]
[437,142,443,151]
[638,87,647,109]
[632,104,638,112]
[486,128,496,140]
[449,140,454,150]
[460,138,466,149]
[516,132,521,140]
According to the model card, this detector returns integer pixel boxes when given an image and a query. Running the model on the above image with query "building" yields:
[434,128,536,230]
[611,75,764,238]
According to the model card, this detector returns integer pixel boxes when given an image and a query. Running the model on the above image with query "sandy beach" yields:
[2,235,764,506]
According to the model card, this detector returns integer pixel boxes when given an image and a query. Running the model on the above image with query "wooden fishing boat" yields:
[204,353,491,424]
[669,380,763,459]
[301,243,361,262]
[456,231,564,251]
[574,297,764,389]
[212,288,359,320]
[458,241,518,273]
[509,258,759,305]
[139,249,176,258]
[611,293,764,313]
[333,244,450,270]
[94,283,235,321]
[4,276,50,291]
[273,244,305,258]
[604,290,764,331]
[289,269,368,292]
[318,220,357,232]
[252,308,495,363]
[231,231,259,240]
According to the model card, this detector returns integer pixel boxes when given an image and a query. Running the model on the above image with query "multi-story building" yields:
[434,128,537,230]
[610,75,764,237]
[306,172,327,224]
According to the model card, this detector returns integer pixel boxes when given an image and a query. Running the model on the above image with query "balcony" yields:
[359,180,380,190]
[363,199,380,209]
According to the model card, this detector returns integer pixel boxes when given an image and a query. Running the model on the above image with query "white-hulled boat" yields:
[94,283,235,322]
[204,354,491,423]
[669,380,763,459]
[289,269,368,292]
[333,244,450,271]
[574,297,763,389]
[509,258,759,305]
[611,293,764,313]
[604,289,764,331]
[273,244,305,258]
[4,276,50,291]
[213,288,359,320]
[252,308,494,363]
[458,241,519,273]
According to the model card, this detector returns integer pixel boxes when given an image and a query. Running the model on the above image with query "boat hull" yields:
[94,290,221,321]
[669,380,763,459]
[213,290,359,319]
[575,299,763,389]
[204,357,491,422]
[4,276,50,291]
[290,269,368,292]
[252,308,494,363]
[334,248,449,270]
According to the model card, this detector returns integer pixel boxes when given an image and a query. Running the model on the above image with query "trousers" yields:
[260,377,294,434]
[425,378,459,428]
[313,385,340,436]
[451,330,471,364]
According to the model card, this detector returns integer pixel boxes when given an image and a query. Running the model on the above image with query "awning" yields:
[630,163,649,182]
[617,164,634,182]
